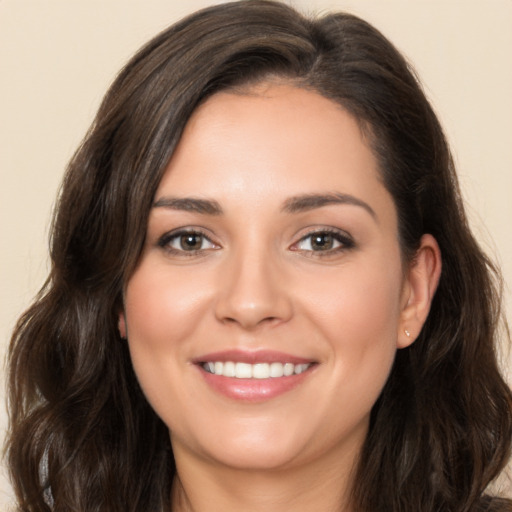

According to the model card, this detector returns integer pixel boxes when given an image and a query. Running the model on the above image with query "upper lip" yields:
[192,349,315,365]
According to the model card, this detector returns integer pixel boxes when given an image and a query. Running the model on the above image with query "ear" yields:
[118,311,127,339]
[398,234,442,348]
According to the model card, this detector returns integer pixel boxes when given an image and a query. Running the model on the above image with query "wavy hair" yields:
[5,1,511,510]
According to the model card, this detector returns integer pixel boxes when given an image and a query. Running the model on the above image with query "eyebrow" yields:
[281,193,376,219]
[153,196,223,215]
[153,192,376,219]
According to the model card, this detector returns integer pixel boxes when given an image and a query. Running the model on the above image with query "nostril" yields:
[221,314,280,328]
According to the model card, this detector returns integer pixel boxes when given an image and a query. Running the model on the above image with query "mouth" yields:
[193,350,317,402]
[201,361,312,379]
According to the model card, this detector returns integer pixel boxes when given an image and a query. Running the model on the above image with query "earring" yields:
[404,329,411,337]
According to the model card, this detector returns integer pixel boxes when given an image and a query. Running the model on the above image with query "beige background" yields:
[1,0,511,507]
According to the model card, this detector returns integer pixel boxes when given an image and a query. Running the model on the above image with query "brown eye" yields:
[158,230,218,254]
[310,233,335,251]
[293,230,354,254]
[179,233,205,251]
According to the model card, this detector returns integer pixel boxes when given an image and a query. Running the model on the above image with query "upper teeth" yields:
[202,361,311,379]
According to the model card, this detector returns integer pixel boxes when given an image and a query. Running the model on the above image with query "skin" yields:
[119,83,441,512]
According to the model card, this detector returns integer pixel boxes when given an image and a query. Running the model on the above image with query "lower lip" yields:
[198,366,314,402]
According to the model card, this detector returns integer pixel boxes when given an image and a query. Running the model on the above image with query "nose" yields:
[214,247,293,330]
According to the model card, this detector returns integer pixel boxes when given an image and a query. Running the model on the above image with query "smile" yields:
[202,361,312,379]
[195,350,317,402]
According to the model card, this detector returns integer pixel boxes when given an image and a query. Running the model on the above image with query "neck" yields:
[170,440,360,512]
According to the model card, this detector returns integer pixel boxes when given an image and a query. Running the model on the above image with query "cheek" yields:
[122,263,213,413]
[303,257,402,340]
[124,262,209,350]
[300,257,403,401]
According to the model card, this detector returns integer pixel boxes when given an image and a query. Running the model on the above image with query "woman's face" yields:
[120,83,415,472]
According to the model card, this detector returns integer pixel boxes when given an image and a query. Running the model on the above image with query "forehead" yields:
[157,84,390,219]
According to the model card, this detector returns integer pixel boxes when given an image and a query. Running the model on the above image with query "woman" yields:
[5,1,511,510]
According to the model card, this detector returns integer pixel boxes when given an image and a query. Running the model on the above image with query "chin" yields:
[204,440,308,471]
[169,416,315,471]
[170,409,370,474]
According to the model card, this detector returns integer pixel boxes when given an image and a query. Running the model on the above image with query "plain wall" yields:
[1,0,511,507]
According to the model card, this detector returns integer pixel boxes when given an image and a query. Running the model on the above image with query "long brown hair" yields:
[5,1,511,510]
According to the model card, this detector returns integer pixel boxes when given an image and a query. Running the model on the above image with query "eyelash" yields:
[291,228,355,257]
[157,229,218,256]
[157,228,355,257]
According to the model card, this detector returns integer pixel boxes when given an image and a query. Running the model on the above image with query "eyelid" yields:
[290,227,355,254]
[155,225,354,257]
[157,227,220,255]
